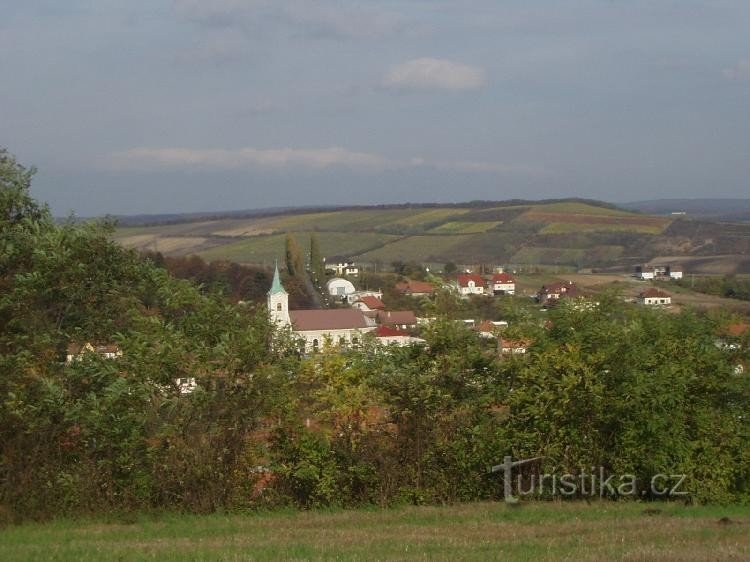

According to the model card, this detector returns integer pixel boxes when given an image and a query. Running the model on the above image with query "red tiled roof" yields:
[491,273,515,283]
[500,338,532,349]
[474,320,498,333]
[639,288,671,298]
[376,310,418,326]
[457,274,485,288]
[356,296,386,310]
[375,326,409,337]
[540,281,577,295]
[290,309,370,331]
[395,280,435,294]
[725,323,750,337]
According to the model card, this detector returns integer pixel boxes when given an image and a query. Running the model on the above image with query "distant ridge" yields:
[623,199,750,222]
[106,198,625,227]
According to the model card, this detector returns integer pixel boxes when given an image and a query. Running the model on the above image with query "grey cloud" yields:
[382,58,487,92]
[105,147,534,177]
[723,58,750,81]
[173,0,405,40]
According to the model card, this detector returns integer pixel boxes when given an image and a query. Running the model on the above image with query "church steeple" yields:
[267,260,290,326]
[268,261,287,296]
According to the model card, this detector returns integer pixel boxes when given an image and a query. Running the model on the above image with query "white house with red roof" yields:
[352,295,386,312]
[500,338,531,355]
[373,326,425,346]
[537,281,579,306]
[489,273,516,295]
[456,273,486,296]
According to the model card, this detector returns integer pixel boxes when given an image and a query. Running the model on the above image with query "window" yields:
[339,336,346,346]
[312,339,319,351]
[276,303,282,311]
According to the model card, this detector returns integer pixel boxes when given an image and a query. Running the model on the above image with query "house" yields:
[394,279,435,297]
[499,338,531,355]
[637,288,672,306]
[635,264,683,280]
[66,342,122,363]
[376,310,418,330]
[456,274,486,296]
[537,281,579,306]
[489,273,516,295]
[473,320,509,339]
[715,323,749,351]
[269,264,374,353]
[325,256,358,277]
[326,277,356,300]
[352,295,386,312]
[373,326,425,346]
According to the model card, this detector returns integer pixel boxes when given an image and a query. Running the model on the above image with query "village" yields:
[66,255,750,388]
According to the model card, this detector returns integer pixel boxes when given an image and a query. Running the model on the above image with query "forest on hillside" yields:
[2,149,750,523]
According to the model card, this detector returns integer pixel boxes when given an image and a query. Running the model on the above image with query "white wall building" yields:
[456,274,485,296]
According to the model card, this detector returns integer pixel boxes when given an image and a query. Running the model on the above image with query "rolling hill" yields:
[113,199,750,272]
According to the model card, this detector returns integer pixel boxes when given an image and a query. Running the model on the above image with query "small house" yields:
[489,273,516,295]
[457,274,486,296]
[637,288,672,306]
[394,280,435,297]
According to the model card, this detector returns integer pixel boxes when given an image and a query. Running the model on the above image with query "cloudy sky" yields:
[2,1,749,216]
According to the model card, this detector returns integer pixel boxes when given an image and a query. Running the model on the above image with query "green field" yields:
[429,220,501,234]
[360,234,475,262]
[112,200,750,269]
[197,231,398,264]
[2,502,749,561]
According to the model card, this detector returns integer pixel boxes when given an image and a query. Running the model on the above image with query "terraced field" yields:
[113,199,750,269]
[197,231,399,264]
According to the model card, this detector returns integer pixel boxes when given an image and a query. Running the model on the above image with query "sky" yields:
[1,0,749,216]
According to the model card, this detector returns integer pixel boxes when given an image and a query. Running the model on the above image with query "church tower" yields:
[268,262,291,326]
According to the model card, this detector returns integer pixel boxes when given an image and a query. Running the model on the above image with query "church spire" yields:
[268,260,287,296]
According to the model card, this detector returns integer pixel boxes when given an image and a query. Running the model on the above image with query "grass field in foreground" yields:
[2,501,749,561]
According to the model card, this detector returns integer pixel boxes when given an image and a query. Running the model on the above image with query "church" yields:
[267,264,375,353]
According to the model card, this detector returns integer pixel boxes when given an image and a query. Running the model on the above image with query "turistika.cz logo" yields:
[490,456,687,502]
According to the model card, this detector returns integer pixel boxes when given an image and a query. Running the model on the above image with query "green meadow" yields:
[2,502,749,561]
